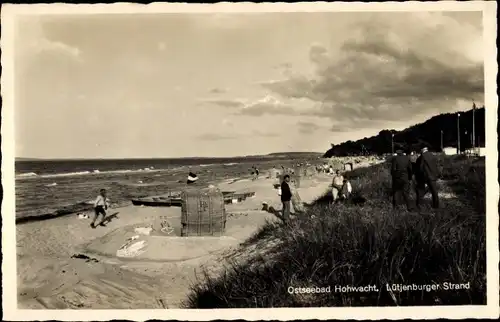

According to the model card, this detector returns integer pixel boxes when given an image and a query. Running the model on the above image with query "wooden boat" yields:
[223,191,255,204]
[16,201,95,224]
[242,191,256,198]
[131,190,256,207]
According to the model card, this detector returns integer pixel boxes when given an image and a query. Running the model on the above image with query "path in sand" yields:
[16,175,332,309]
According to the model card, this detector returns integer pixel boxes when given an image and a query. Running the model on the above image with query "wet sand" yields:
[16,175,332,309]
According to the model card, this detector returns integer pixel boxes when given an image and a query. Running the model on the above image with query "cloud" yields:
[239,95,300,116]
[210,87,227,94]
[202,98,245,108]
[35,39,81,59]
[260,12,484,131]
[260,76,316,100]
[203,95,308,116]
[221,118,234,127]
[252,130,280,138]
[196,129,278,141]
[16,18,83,62]
[205,94,320,117]
[274,62,293,71]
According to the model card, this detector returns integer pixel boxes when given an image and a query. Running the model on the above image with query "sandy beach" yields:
[16,174,332,309]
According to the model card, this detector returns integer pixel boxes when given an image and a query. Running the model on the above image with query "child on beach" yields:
[91,189,110,228]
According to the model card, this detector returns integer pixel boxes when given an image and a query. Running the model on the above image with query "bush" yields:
[184,156,486,307]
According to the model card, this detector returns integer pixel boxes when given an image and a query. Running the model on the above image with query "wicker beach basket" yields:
[180,189,226,237]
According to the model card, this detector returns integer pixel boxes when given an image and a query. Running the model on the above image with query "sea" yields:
[15,156,315,222]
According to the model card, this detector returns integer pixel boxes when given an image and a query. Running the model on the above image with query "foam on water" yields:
[15,168,173,180]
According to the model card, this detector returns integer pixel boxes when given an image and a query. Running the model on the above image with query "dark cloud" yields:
[260,76,316,100]
[261,13,484,131]
[204,99,243,108]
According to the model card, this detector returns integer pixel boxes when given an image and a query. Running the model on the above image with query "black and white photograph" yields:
[1,1,498,320]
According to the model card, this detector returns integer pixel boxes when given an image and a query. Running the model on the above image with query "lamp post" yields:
[472,101,476,151]
[440,130,443,152]
[457,113,461,154]
[391,133,394,154]
[465,130,468,153]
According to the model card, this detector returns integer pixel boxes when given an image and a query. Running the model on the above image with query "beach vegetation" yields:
[184,155,486,307]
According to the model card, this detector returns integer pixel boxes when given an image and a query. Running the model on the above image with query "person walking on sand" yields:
[391,150,414,211]
[91,188,110,228]
[281,175,293,222]
[331,170,344,203]
[415,147,440,209]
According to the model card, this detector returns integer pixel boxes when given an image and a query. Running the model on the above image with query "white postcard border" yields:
[1,1,498,320]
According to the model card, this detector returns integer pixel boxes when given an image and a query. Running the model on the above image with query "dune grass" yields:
[184,155,486,307]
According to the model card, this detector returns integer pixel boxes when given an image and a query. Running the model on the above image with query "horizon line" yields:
[15,151,323,161]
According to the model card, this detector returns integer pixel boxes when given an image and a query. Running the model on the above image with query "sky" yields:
[14,11,484,159]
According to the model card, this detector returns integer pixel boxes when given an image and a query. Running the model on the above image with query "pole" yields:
[472,101,476,150]
[457,113,461,154]
[440,130,443,151]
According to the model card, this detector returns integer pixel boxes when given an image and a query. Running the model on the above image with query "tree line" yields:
[323,107,485,157]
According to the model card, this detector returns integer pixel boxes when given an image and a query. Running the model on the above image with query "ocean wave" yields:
[17,172,38,177]
[15,162,236,180]
[199,163,216,167]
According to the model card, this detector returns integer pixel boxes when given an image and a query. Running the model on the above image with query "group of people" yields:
[279,168,354,222]
[278,146,440,221]
[316,164,334,174]
[391,147,440,211]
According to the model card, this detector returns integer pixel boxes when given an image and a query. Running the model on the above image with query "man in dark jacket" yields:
[391,150,413,211]
[415,147,440,209]
[281,174,293,222]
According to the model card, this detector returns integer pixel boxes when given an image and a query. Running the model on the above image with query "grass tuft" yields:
[184,155,486,307]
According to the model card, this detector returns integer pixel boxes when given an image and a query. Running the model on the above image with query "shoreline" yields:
[15,156,309,221]
[15,172,255,225]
